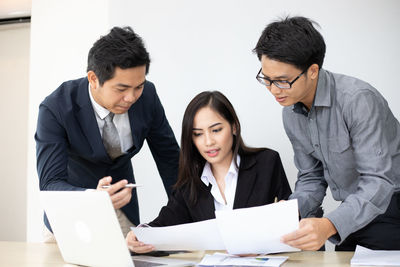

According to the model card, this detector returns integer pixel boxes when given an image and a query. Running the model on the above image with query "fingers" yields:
[96,177,133,209]
[107,179,128,194]
[283,231,320,250]
[281,218,328,251]
[111,187,132,209]
[281,224,309,243]
[97,176,112,190]
[126,231,155,253]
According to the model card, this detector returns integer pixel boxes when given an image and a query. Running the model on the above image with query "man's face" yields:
[88,65,146,114]
[260,55,318,109]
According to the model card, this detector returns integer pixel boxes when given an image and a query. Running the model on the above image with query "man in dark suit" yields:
[35,26,180,238]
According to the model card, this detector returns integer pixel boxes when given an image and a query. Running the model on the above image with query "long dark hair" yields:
[175,91,263,204]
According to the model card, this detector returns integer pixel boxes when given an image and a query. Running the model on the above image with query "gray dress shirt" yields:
[284,69,400,244]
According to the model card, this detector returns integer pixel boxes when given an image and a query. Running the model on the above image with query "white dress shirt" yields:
[200,155,240,211]
[88,85,133,153]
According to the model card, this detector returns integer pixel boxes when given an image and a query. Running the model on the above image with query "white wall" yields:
[0,23,30,241]
[109,0,400,220]
[28,0,400,248]
[28,0,109,242]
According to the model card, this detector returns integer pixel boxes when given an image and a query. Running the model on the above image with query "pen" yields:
[101,183,142,189]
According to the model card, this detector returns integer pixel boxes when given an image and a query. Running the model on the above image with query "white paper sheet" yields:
[198,252,288,266]
[132,219,225,251]
[351,245,400,266]
[215,199,300,254]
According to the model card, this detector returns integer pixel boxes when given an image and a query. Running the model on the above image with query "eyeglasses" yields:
[256,68,306,89]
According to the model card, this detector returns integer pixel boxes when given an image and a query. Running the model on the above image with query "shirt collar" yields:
[292,68,331,116]
[88,84,110,120]
[200,155,240,186]
[313,68,331,108]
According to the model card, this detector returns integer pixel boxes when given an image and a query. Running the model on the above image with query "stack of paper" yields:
[132,199,299,254]
[351,245,400,266]
[198,253,288,267]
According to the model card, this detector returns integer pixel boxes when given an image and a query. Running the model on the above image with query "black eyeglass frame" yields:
[256,68,306,89]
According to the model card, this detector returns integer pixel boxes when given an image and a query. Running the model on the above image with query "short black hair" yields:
[254,16,326,70]
[87,26,150,85]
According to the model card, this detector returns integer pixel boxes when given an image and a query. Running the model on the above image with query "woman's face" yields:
[192,106,235,168]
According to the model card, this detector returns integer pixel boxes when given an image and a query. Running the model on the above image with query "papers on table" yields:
[198,252,288,267]
[132,199,299,254]
[351,245,400,266]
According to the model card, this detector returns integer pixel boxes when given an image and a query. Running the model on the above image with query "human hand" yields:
[281,217,337,250]
[126,230,155,253]
[97,176,133,209]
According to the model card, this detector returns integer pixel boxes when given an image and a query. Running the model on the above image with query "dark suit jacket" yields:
[149,149,292,227]
[35,77,180,229]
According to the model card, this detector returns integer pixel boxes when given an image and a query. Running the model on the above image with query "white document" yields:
[198,252,288,266]
[215,199,300,254]
[132,219,225,251]
[132,200,299,254]
[351,245,400,266]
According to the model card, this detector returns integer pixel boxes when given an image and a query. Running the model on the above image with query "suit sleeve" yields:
[146,88,180,197]
[148,188,193,227]
[35,103,85,191]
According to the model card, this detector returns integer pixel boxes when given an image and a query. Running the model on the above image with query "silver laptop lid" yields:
[40,191,134,267]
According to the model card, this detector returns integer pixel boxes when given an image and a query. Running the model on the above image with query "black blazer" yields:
[149,149,291,227]
[35,77,180,228]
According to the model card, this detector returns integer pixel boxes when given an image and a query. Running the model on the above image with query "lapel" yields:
[75,78,110,163]
[127,104,139,153]
[233,153,258,209]
[128,98,146,152]
[186,182,216,220]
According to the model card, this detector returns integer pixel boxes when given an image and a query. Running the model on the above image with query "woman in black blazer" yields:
[127,91,291,253]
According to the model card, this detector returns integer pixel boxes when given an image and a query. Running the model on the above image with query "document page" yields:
[198,253,288,267]
[351,245,400,266]
[132,219,225,251]
[215,199,300,254]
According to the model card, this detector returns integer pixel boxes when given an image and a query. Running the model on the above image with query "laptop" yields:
[40,191,195,267]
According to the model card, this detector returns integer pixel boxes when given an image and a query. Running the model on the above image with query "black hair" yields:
[254,16,326,70]
[175,91,264,204]
[87,26,150,85]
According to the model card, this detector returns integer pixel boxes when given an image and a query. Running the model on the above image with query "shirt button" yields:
[332,187,337,191]
[314,144,319,148]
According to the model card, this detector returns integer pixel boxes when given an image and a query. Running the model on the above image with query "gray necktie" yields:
[102,112,123,160]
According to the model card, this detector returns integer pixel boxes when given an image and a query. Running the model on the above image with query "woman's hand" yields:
[126,230,155,253]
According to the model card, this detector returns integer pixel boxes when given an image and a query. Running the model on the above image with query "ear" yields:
[87,71,99,90]
[232,124,237,136]
[308,64,320,80]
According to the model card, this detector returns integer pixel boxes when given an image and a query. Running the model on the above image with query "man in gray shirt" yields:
[254,16,400,251]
